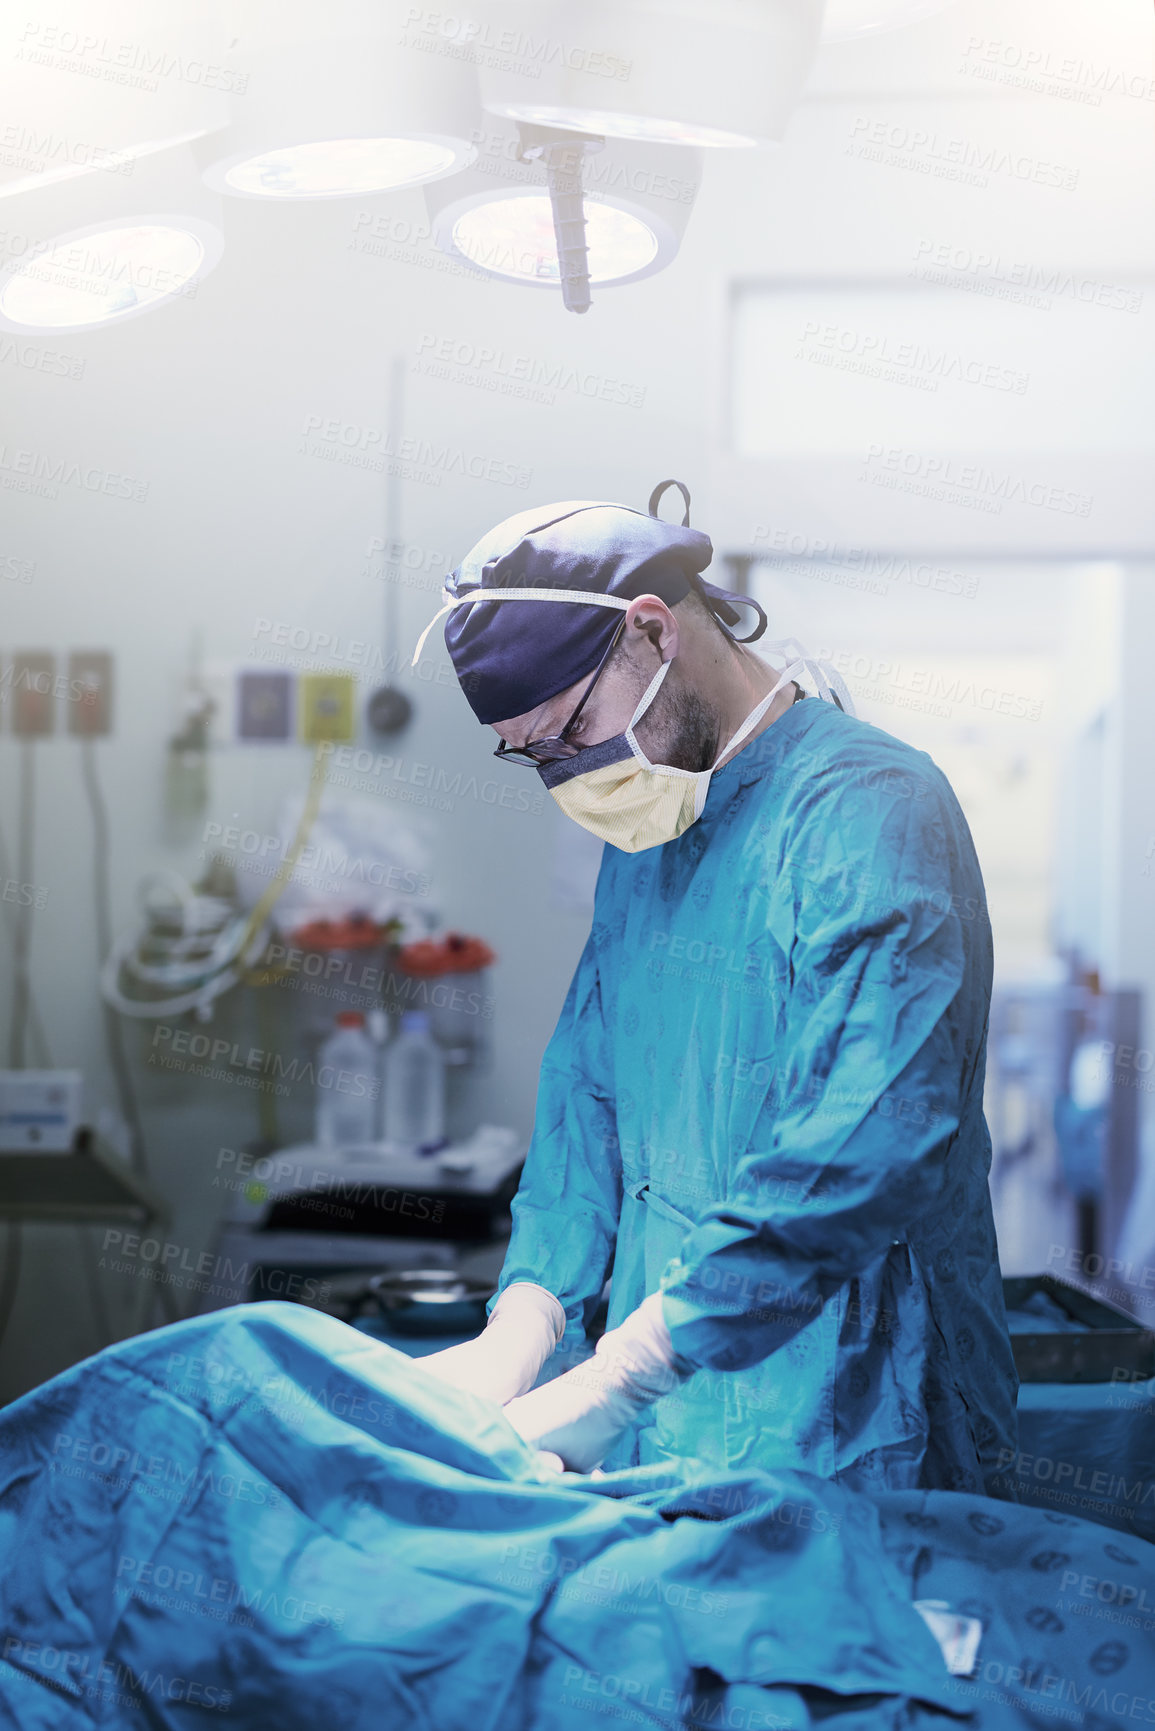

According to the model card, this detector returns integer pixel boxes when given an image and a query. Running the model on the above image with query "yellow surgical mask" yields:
[540,656,807,853]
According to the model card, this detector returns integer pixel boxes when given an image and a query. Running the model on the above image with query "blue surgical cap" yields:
[442,498,762,725]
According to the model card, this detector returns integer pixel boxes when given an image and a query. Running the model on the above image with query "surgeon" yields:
[417,486,1019,1492]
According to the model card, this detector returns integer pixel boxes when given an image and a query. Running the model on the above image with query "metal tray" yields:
[366,1268,491,1335]
[1003,1274,1155,1384]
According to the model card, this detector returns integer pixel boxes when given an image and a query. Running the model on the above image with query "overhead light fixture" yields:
[200,0,479,199]
[495,108,753,151]
[820,0,956,40]
[211,138,463,201]
[472,0,823,149]
[0,214,223,333]
[0,134,225,334]
[425,119,701,312]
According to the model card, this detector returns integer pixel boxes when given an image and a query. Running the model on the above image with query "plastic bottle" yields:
[384,1010,446,1149]
[366,1007,390,1140]
[315,1012,378,1150]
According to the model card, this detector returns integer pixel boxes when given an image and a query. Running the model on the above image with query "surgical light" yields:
[426,118,700,312]
[494,108,758,150]
[0,217,223,334]
[200,0,479,200]
[451,193,660,284]
[217,139,460,200]
[820,0,956,39]
[474,0,823,149]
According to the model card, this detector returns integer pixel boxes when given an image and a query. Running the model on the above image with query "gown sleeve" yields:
[659,767,988,1373]
[492,915,623,1346]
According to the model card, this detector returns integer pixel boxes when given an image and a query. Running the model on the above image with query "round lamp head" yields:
[425,117,700,300]
[435,188,670,288]
[204,135,472,200]
[201,10,480,200]
[0,216,223,333]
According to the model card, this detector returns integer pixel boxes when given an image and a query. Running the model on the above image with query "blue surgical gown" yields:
[497,697,1019,1493]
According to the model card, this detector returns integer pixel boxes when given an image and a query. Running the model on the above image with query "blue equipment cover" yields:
[2,1304,1154,1731]
[1009,1377,1155,1543]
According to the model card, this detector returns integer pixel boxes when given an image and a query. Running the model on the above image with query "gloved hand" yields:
[501,1293,685,1472]
[420,1282,566,1405]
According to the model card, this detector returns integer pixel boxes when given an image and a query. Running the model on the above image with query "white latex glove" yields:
[502,1293,683,1472]
[420,1282,566,1405]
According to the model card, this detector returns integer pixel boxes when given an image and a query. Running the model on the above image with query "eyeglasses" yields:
[494,614,628,768]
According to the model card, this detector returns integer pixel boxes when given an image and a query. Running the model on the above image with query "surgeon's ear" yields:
[624,595,679,661]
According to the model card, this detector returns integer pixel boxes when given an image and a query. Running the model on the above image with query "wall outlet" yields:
[68,650,114,736]
[8,652,56,736]
[237,669,292,741]
[299,672,355,743]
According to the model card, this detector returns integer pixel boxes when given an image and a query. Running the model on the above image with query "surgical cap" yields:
[442,499,761,726]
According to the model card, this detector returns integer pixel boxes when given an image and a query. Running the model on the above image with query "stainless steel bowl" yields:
[367,1268,491,1334]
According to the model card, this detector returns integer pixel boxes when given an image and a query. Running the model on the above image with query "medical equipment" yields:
[198,0,478,201]
[0,1070,83,1153]
[275,915,397,1033]
[0,220,225,337]
[367,1268,492,1336]
[425,121,702,313]
[822,0,956,40]
[1004,1274,1155,1385]
[366,357,415,737]
[193,1126,526,1318]
[477,0,823,150]
[164,639,216,835]
[0,1130,164,1229]
[988,976,1142,1272]
[103,745,329,1021]
[100,873,268,1020]
[0,1130,168,1357]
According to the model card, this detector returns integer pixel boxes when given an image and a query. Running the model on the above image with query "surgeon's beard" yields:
[633,670,721,773]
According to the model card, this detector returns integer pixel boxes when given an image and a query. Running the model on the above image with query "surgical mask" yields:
[539,641,854,854]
